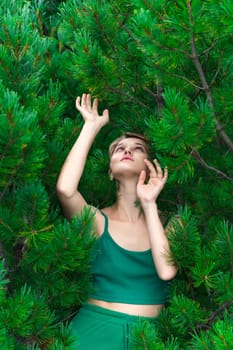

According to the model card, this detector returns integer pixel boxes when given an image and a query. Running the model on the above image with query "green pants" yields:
[70,303,156,350]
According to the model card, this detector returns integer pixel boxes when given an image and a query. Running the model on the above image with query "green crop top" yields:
[89,212,169,304]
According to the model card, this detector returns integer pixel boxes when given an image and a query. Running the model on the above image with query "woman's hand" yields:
[137,159,168,207]
[76,93,109,130]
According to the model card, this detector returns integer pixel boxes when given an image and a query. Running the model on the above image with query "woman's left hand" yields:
[137,159,168,206]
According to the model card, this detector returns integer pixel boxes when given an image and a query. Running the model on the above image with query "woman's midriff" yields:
[88,298,164,317]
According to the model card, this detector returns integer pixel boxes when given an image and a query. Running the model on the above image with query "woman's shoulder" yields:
[93,206,114,236]
[99,205,116,219]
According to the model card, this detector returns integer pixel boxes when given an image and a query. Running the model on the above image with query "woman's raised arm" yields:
[56,94,109,220]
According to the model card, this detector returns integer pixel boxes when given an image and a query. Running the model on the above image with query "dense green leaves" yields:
[0,0,232,348]
[0,85,46,190]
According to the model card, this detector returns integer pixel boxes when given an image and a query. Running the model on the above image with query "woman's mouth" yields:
[121,156,133,161]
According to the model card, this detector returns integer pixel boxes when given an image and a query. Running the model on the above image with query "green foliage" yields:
[0,85,46,190]
[167,207,201,271]
[0,0,232,348]
[0,260,8,305]
[146,88,216,183]
[0,204,95,346]
[0,1,50,102]
[131,319,180,350]
[18,207,96,313]
[169,295,207,334]
[190,313,233,349]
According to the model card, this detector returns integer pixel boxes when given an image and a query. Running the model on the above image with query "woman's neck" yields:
[113,181,143,222]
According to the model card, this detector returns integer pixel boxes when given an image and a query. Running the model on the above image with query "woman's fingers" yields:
[93,97,98,112]
[75,94,109,127]
[102,109,109,122]
[82,93,90,110]
[75,96,81,110]
[144,159,155,171]
[153,159,163,177]
[78,93,98,113]
[163,166,168,181]
[86,93,92,110]
[138,170,147,185]
[81,93,86,107]
[144,159,168,180]
[144,159,157,177]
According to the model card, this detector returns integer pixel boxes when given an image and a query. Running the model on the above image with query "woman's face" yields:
[109,137,148,180]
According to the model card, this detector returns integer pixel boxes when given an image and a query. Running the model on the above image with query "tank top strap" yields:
[100,211,109,233]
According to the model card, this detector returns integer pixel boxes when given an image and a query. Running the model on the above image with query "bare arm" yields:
[56,94,109,220]
[143,202,177,280]
[137,159,178,280]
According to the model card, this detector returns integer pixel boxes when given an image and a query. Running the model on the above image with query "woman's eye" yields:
[115,146,124,152]
[135,146,144,152]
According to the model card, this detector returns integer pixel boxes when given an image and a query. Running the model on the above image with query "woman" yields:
[56,93,177,349]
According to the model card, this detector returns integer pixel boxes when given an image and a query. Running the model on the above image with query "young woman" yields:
[56,93,177,350]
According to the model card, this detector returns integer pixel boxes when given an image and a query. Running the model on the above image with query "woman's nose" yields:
[124,148,132,154]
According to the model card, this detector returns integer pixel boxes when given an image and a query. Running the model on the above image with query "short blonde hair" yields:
[109,132,149,157]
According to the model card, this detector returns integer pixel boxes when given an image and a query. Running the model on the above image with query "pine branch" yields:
[0,242,10,274]
[56,310,77,324]
[122,24,191,58]
[165,70,203,90]
[123,25,206,91]
[93,11,116,53]
[143,85,165,117]
[122,24,207,92]
[191,148,232,180]
[208,51,223,89]
[195,301,232,331]
[108,86,148,108]
[201,39,220,56]
[187,1,233,152]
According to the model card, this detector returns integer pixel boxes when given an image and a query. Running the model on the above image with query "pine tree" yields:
[0,0,232,349]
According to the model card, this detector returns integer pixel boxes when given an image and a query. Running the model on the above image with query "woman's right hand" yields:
[76,93,109,130]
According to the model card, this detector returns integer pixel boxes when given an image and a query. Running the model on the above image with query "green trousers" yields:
[70,303,156,350]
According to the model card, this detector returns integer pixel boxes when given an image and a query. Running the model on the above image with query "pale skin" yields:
[56,93,177,317]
